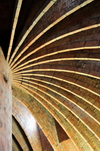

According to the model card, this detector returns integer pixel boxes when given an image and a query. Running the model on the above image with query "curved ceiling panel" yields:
[0,0,100,150]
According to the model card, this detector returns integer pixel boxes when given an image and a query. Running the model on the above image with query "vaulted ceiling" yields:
[0,0,100,150]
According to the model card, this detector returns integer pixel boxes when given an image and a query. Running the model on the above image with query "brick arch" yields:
[12,96,42,151]
[12,134,23,151]
[12,116,32,151]
[12,85,78,151]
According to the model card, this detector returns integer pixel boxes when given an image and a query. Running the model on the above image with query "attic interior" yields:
[0,0,100,150]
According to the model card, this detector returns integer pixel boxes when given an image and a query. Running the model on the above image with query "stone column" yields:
[0,47,12,151]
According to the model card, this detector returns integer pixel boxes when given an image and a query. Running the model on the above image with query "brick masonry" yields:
[0,48,12,151]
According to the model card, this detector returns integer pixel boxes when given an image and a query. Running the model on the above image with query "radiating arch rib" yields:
[13,81,97,150]
[9,0,94,68]
[13,67,100,80]
[8,0,58,65]
[13,73,100,102]
[12,57,100,74]
[13,77,100,126]
[7,0,23,62]
[10,23,100,70]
